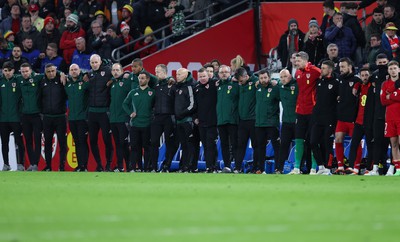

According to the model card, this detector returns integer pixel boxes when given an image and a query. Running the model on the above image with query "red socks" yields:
[335,142,344,168]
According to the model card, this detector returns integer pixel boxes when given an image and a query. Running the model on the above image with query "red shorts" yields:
[335,121,354,136]
[384,120,400,137]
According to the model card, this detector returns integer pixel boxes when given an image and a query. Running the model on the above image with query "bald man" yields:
[174,68,196,172]
[87,54,114,172]
[277,69,298,174]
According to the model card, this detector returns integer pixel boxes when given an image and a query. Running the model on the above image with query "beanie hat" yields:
[67,13,79,25]
[122,4,134,14]
[288,18,298,29]
[44,16,55,26]
[4,30,15,39]
[309,19,319,29]
[144,26,153,36]
[120,21,130,32]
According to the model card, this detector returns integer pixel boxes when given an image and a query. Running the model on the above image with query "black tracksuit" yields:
[337,73,360,123]
[39,73,67,170]
[310,75,339,166]
[194,79,218,171]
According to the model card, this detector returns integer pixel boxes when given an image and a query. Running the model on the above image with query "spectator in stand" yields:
[37,0,55,19]
[339,1,347,13]
[166,0,187,43]
[37,16,61,55]
[16,15,41,48]
[21,37,40,66]
[0,0,18,21]
[87,20,104,48]
[366,34,390,71]
[384,4,400,34]
[117,4,141,39]
[119,21,135,66]
[71,37,93,72]
[318,43,340,75]
[277,18,305,68]
[34,42,67,73]
[59,13,86,65]
[143,0,170,40]
[303,18,325,66]
[325,12,357,59]
[343,2,366,66]
[28,4,44,32]
[3,30,15,50]
[59,7,73,34]
[365,7,385,49]
[380,60,400,176]
[0,3,21,35]
[0,38,12,68]
[0,61,25,172]
[92,24,123,60]
[321,0,337,35]
[381,22,400,61]
[58,0,78,20]
[7,45,29,72]
[134,26,158,58]
[93,10,109,31]
[210,59,221,74]
[77,0,103,31]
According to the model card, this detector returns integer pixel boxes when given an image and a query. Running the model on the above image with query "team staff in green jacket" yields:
[235,67,259,173]
[128,58,158,89]
[19,63,43,171]
[123,71,155,172]
[65,64,89,172]
[216,65,239,171]
[254,70,281,173]
[277,69,298,174]
[109,63,132,172]
[0,61,25,171]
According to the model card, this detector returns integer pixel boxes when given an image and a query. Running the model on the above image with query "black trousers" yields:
[199,126,218,170]
[192,123,201,171]
[217,124,238,168]
[176,121,196,171]
[278,122,295,171]
[130,126,150,171]
[150,114,177,170]
[88,112,113,168]
[21,113,42,166]
[372,118,389,166]
[42,116,67,168]
[348,123,374,169]
[255,126,280,171]
[310,123,334,166]
[69,120,89,169]
[236,119,258,171]
[0,122,25,165]
[111,122,130,170]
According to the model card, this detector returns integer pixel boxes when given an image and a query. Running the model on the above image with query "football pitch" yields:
[0,173,398,242]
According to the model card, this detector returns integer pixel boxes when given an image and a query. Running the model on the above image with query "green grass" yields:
[0,173,399,242]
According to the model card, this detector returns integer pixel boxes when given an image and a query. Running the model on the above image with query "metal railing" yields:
[111,0,253,65]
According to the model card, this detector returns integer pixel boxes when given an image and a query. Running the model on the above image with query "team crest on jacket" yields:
[205,84,209,89]
[29,78,33,83]
[12,82,16,88]
[268,88,272,92]
[228,86,232,90]
[119,82,124,87]
[349,82,353,87]
[328,84,333,89]
[306,73,310,79]
[249,82,253,86]
[179,90,182,95]
[101,71,105,76]
[148,91,153,95]
[290,86,295,91]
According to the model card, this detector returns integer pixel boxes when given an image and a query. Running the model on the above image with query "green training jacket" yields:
[255,83,280,127]
[123,86,155,128]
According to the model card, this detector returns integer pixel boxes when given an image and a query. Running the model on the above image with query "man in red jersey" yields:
[289,51,320,174]
[380,60,400,176]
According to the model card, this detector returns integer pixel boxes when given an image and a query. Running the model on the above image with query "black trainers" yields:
[96,165,104,172]
[42,166,52,171]
[105,163,112,172]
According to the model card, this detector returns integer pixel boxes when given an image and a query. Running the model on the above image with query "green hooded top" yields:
[109,75,132,123]
[0,74,22,122]
[279,78,298,124]
[255,82,280,127]
[216,78,239,125]
[65,74,89,121]
[238,74,258,120]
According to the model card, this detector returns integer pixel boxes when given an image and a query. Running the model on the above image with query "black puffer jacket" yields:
[153,77,176,116]
[87,64,112,108]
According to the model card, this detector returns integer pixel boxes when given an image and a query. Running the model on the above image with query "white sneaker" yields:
[2,164,11,171]
[386,165,395,176]
[364,170,379,176]
[310,169,317,175]
[288,168,300,175]
[386,171,394,176]
[17,164,25,171]
[316,168,331,175]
